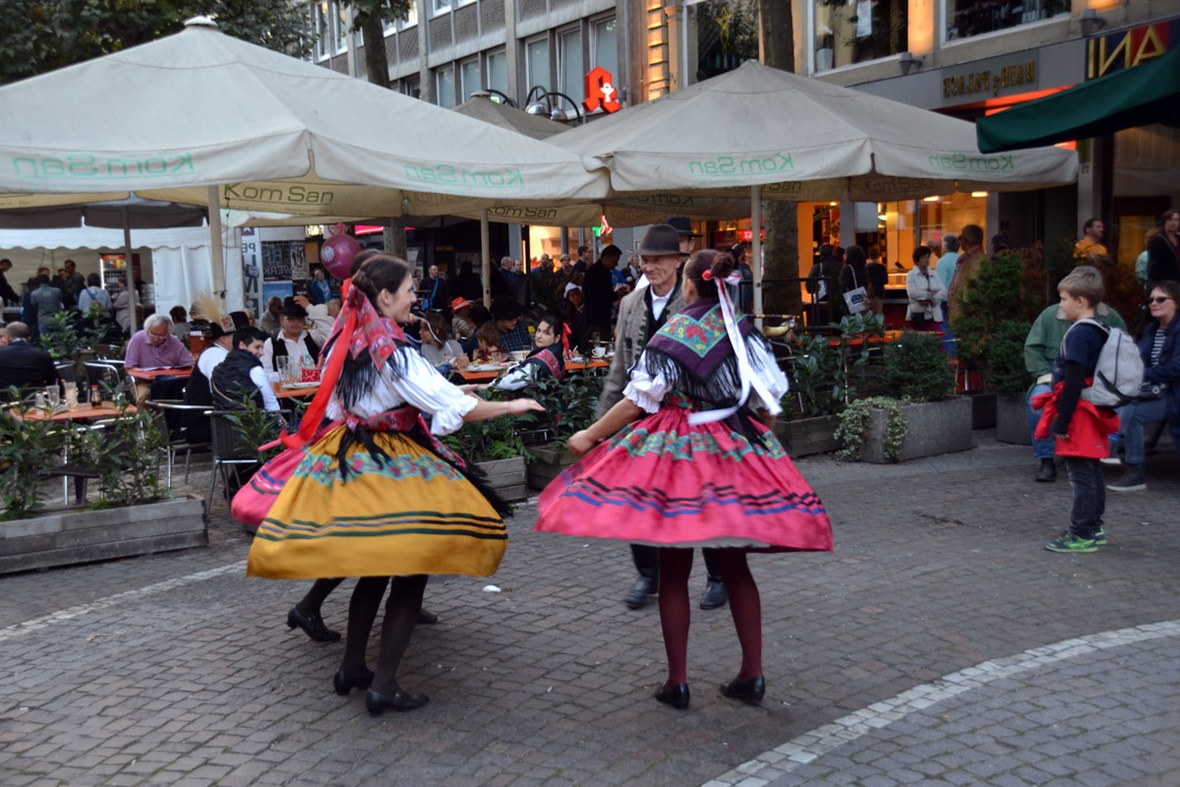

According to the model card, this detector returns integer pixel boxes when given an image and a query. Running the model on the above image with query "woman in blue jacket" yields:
[1107,280,1180,492]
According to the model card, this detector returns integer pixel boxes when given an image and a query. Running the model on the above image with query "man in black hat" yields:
[598,224,727,611]
[583,244,622,340]
[261,300,324,374]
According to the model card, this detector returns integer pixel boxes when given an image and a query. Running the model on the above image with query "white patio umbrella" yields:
[551,61,1079,317]
[0,17,608,302]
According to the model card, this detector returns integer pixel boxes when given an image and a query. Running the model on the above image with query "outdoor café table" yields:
[8,401,134,422]
[273,381,320,399]
[457,357,609,383]
[127,366,193,403]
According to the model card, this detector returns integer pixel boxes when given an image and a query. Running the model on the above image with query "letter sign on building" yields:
[584,67,621,114]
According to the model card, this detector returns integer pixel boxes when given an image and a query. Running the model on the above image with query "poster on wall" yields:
[262,281,294,310]
[241,228,262,321]
[261,240,306,281]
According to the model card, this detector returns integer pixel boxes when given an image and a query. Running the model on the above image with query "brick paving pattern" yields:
[1,433,1178,785]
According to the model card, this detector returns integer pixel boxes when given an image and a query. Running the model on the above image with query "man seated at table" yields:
[260,299,332,375]
[124,313,193,402]
[0,321,59,396]
[489,296,532,354]
[211,327,282,414]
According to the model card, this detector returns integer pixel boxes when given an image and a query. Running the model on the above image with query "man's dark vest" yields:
[210,349,264,410]
[269,332,321,372]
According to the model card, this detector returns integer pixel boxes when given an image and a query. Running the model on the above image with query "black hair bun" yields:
[710,252,736,281]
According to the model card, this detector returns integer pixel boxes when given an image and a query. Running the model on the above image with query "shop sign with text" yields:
[1086,19,1177,80]
[939,53,1039,107]
[584,67,621,114]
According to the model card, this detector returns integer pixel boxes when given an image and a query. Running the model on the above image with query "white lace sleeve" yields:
[748,339,787,415]
[622,351,667,414]
[490,362,536,392]
[386,349,478,435]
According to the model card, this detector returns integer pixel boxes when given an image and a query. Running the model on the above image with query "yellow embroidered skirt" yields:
[247,425,507,579]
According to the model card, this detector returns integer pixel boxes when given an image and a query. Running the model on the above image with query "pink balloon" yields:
[320,233,361,279]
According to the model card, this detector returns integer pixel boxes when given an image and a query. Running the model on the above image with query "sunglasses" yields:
[1148,296,1172,304]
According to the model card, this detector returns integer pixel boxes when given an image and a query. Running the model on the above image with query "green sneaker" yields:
[1045,532,1098,553]
[1093,529,1107,546]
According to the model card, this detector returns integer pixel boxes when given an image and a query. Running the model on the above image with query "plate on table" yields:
[283,381,320,389]
[467,364,502,372]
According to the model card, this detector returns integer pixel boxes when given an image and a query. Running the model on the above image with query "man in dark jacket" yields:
[0,258,21,306]
[582,244,622,340]
[0,322,59,394]
[806,244,840,326]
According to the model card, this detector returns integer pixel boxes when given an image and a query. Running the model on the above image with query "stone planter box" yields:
[970,392,998,429]
[0,495,207,575]
[995,393,1032,445]
[773,414,842,458]
[862,397,973,464]
[474,457,528,502]
[526,444,579,491]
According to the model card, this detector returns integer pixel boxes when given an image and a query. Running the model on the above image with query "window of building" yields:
[591,17,617,77]
[487,49,508,97]
[403,76,421,100]
[432,0,452,16]
[312,1,330,61]
[945,0,1068,41]
[435,66,457,108]
[460,58,481,103]
[333,2,349,55]
[558,27,583,99]
[812,0,908,73]
[525,36,551,95]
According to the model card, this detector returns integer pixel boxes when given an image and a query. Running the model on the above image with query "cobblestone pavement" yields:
[1,433,1178,786]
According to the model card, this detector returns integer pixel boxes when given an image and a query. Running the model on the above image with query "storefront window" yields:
[813,0,908,73]
[945,0,1068,41]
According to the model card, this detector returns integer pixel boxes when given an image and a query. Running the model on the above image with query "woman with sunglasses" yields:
[1107,280,1180,492]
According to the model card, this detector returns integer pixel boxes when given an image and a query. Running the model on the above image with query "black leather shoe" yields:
[365,688,429,716]
[624,576,658,610]
[417,610,439,625]
[287,605,340,642]
[720,675,765,705]
[699,579,728,610]
[1036,459,1056,482]
[654,682,690,710]
[333,669,374,696]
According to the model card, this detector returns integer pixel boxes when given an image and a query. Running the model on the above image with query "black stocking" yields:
[341,576,389,676]
[371,574,430,695]
[298,577,345,617]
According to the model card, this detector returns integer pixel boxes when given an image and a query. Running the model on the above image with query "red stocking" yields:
[657,548,694,685]
[714,549,762,679]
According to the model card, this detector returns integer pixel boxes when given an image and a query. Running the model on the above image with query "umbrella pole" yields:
[208,186,226,299]
[122,206,139,328]
[751,185,762,330]
[481,210,491,309]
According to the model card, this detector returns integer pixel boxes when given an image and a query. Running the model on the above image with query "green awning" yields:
[976,46,1180,153]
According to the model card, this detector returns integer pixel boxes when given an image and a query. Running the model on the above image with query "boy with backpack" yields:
[1032,266,1139,553]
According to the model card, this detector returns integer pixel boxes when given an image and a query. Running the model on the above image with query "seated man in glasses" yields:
[124,313,194,402]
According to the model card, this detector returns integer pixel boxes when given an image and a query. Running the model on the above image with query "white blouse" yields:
[623,337,788,417]
[326,346,477,436]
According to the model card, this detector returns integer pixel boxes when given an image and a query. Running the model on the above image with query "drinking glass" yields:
[63,382,78,408]
[46,386,61,410]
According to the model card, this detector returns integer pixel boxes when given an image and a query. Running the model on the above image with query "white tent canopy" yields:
[0,225,243,319]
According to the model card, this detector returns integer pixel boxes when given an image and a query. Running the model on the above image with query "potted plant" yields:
[520,372,604,490]
[950,250,1043,428]
[442,387,531,502]
[835,331,970,463]
[1,392,206,574]
[774,311,885,457]
[988,320,1035,445]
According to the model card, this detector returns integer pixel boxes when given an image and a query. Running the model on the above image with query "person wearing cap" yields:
[261,300,325,374]
[451,296,476,343]
[583,244,623,340]
[536,248,833,710]
[489,296,532,353]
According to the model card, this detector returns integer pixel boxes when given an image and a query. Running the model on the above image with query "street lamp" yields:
[898,51,924,77]
[1079,8,1107,37]
[524,86,585,124]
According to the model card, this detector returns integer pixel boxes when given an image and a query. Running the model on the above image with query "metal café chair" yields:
[205,410,263,514]
[83,361,132,402]
[142,400,213,488]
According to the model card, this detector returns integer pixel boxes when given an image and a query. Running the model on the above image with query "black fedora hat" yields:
[631,224,683,256]
[665,216,702,238]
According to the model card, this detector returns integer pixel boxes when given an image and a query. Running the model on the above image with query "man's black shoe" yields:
[1036,458,1056,482]
[699,579,728,610]
[624,576,657,609]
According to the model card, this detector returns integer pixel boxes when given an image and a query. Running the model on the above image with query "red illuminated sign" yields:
[584,67,621,114]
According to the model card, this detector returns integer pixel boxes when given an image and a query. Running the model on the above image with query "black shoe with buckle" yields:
[287,605,340,642]
[699,579,728,610]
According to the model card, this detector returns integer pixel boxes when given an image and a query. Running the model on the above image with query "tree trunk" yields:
[758,1,802,316]
[360,13,407,256]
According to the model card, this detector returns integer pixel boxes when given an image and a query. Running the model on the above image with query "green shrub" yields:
[883,331,954,402]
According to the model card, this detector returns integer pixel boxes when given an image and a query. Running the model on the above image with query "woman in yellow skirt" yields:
[248,255,542,714]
